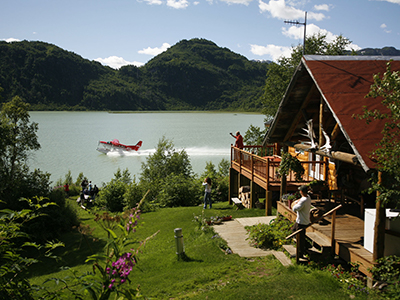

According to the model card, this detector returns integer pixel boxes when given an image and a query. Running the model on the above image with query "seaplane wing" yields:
[97,139,143,154]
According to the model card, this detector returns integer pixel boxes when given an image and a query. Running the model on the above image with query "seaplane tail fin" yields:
[136,141,143,148]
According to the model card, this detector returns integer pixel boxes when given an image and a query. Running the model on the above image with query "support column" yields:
[373,171,386,261]
[265,190,272,216]
[280,145,288,200]
[229,168,237,205]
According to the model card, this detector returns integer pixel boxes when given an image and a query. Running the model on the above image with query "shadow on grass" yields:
[26,230,107,278]
[177,253,203,262]
[212,207,233,211]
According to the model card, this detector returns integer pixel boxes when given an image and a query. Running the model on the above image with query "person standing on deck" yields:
[230,131,244,149]
[202,177,212,209]
[291,185,311,257]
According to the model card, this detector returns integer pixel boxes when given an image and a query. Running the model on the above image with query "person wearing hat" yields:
[230,131,244,149]
[291,185,311,257]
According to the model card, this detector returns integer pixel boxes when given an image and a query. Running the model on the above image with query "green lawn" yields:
[29,200,377,299]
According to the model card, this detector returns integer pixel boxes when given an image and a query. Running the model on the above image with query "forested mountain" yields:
[0,39,270,111]
[351,46,400,56]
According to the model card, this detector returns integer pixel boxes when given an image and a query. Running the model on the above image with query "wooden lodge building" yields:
[229,55,400,277]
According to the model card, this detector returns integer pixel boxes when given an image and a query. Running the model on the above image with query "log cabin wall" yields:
[287,147,338,191]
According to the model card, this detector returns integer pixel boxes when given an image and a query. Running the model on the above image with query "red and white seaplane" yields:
[96,139,143,154]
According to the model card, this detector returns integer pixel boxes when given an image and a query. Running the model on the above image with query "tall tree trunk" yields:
[373,171,386,261]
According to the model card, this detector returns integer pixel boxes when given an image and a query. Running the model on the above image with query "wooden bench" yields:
[231,197,243,209]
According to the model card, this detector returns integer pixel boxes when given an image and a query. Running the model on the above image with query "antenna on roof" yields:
[284,11,307,55]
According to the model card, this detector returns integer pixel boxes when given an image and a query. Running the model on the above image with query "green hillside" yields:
[0,39,270,111]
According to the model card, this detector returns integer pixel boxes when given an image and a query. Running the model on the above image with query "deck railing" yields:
[286,204,342,263]
[231,146,327,187]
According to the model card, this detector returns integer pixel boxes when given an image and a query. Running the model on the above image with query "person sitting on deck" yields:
[291,185,311,257]
[230,131,244,149]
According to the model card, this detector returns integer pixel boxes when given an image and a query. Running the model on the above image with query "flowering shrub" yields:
[245,216,292,250]
[211,234,232,254]
[193,210,212,232]
[369,255,400,299]
[37,191,158,299]
[0,198,64,299]
[306,261,371,297]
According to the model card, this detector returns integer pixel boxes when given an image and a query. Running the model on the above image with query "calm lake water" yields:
[29,111,265,186]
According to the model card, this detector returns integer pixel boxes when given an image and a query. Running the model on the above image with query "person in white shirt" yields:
[202,177,212,209]
[291,185,311,257]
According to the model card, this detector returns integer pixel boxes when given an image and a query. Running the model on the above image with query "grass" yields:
[28,200,377,299]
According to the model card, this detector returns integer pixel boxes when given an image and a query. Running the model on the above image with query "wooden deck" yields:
[230,146,324,192]
[277,201,375,276]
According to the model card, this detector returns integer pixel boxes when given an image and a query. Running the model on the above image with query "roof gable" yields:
[265,55,400,171]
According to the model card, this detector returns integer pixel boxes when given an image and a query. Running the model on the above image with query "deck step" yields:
[282,244,296,258]
[307,231,331,248]
[273,250,293,266]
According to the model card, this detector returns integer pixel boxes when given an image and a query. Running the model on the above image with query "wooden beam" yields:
[266,190,272,216]
[319,98,324,148]
[283,85,317,142]
[280,145,288,199]
[286,142,359,165]
[331,123,340,140]
[373,171,386,261]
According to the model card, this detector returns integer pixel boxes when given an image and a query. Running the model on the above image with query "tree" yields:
[139,137,193,205]
[357,61,400,260]
[358,61,400,206]
[261,34,352,118]
[0,96,50,208]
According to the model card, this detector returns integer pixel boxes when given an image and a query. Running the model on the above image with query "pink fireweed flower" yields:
[108,252,136,284]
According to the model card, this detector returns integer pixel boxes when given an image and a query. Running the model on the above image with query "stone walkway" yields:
[213,216,292,266]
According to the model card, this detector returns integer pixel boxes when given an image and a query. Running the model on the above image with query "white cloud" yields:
[378,0,400,4]
[220,0,253,5]
[250,44,291,61]
[138,42,171,56]
[258,0,326,21]
[314,4,331,11]
[252,22,362,62]
[167,0,189,9]
[2,38,21,43]
[380,23,391,33]
[94,56,144,69]
[142,0,163,5]
[282,23,361,51]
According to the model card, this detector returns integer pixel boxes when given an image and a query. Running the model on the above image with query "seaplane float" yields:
[96,139,143,154]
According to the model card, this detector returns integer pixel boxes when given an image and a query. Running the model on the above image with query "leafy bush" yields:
[245,216,292,250]
[123,179,144,208]
[370,255,400,299]
[159,174,201,207]
[139,137,194,207]
[0,198,64,299]
[97,179,127,212]
[200,159,230,202]
[23,187,79,241]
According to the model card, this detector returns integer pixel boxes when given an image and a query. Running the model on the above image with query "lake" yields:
[29,111,265,186]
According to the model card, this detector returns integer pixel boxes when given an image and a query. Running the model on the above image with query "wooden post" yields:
[266,190,272,216]
[296,233,301,264]
[280,145,288,200]
[250,181,256,209]
[319,99,324,148]
[373,171,386,261]
[229,168,234,205]
[250,155,254,208]
[331,210,337,256]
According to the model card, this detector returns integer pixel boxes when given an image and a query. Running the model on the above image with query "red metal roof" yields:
[303,56,400,170]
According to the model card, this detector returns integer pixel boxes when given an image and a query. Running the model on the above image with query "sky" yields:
[2,0,400,69]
